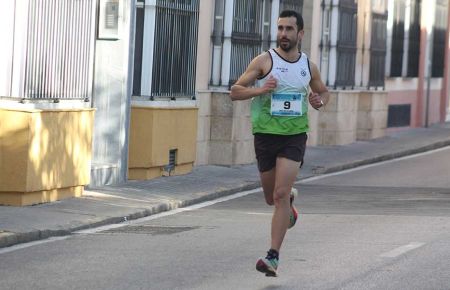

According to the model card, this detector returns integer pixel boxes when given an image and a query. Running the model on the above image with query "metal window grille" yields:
[229,0,270,86]
[22,0,95,101]
[369,12,387,87]
[151,0,199,98]
[280,0,303,14]
[132,0,145,96]
[407,0,421,77]
[335,1,357,88]
[431,0,448,77]
[390,0,405,77]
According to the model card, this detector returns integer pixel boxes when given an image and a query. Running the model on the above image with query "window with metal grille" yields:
[431,0,448,77]
[229,0,267,86]
[335,1,357,88]
[280,0,304,14]
[407,0,421,77]
[390,0,405,77]
[369,12,387,87]
[132,0,145,96]
[151,0,199,98]
[7,0,95,101]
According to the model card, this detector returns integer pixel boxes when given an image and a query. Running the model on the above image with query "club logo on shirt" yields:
[301,70,307,77]
[275,67,288,73]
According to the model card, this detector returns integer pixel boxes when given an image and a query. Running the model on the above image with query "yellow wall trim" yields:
[0,186,84,206]
[0,108,94,205]
[128,106,198,180]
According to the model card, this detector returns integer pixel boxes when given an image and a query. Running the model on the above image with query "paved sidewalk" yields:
[1,124,450,248]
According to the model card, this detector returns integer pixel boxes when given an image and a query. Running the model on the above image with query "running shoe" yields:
[290,188,298,206]
[288,205,299,229]
[256,253,279,277]
[288,188,299,229]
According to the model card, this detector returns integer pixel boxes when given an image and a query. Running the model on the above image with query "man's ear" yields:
[298,30,305,38]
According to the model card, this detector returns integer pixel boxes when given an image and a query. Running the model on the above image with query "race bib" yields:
[270,93,304,116]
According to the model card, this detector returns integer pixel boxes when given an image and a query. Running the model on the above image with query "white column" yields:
[328,0,339,87]
[422,0,436,79]
[212,0,224,86]
[220,0,233,87]
[270,0,280,49]
[385,0,395,77]
[10,0,30,98]
[140,0,157,96]
[0,0,15,97]
[402,0,411,77]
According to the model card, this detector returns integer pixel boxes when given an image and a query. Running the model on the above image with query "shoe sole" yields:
[256,259,278,277]
[290,188,298,206]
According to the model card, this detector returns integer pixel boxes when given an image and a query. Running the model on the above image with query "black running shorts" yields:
[254,133,307,172]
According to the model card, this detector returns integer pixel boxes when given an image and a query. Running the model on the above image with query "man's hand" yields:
[262,75,278,94]
[309,92,324,110]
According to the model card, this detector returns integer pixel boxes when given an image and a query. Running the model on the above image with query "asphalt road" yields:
[1,148,450,290]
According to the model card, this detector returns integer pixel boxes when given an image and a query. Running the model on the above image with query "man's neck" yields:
[275,47,300,62]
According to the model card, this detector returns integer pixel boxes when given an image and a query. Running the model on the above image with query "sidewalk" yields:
[1,124,450,248]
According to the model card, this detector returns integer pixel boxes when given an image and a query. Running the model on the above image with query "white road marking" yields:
[298,146,450,184]
[0,188,263,254]
[0,237,69,255]
[75,187,263,234]
[380,242,425,258]
[245,212,272,216]
[3,146,447,254]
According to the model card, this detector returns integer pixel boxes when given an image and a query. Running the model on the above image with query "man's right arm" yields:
[230,54,275,101]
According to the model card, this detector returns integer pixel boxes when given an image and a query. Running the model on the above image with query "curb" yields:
[313,140,450,174]
[0,183,262,249]
[1,140,450,249]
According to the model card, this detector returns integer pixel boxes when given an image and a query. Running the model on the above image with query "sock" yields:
[267,249,279,260]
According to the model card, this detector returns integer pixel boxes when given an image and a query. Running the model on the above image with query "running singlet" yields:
[251,49,312,135]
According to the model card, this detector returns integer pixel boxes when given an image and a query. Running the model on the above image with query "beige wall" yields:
[0,108,94,206]
[209,92,254,165]
[128,105,198,179]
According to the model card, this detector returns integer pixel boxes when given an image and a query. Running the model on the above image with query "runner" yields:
[230,10,330,277]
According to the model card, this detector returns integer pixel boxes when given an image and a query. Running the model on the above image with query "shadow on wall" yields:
[0,108,94,206]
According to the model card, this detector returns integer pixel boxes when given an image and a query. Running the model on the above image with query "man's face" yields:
[276,16,303,52]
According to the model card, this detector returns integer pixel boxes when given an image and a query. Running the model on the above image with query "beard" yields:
[277,37,298,52]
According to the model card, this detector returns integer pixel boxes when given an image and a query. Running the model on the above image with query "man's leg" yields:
[260,168,276,205]
[271,157,300,252]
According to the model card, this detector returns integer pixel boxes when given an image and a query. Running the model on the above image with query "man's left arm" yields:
[308,61,330,110]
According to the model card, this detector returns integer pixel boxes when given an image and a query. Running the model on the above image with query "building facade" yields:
[0,0,449,205]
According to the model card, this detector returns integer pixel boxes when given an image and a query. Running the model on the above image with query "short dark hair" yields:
[279,10,304,31]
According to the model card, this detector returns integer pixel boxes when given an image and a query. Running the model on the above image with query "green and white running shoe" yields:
[290,188,298,206]
[288,188,299,229]
[256,255,279,277]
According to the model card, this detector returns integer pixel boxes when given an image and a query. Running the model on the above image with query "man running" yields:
[230,10,330,277]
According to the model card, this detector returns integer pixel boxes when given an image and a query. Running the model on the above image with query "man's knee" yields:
[273,187,290,204]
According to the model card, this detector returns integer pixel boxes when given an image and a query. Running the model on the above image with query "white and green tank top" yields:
[251,49,312,135]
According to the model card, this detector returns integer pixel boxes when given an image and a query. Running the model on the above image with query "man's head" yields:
[277,10,304,52]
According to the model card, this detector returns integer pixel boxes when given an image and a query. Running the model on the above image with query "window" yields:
[132,0,145,95]
[369,12,387,86]
[432,0,448,77]
[229,0,270,86]
[390,0,405,77]
[151,0,200,98]
[18,0,95,100]
[280,0,303,14]
[335,1,357,88]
